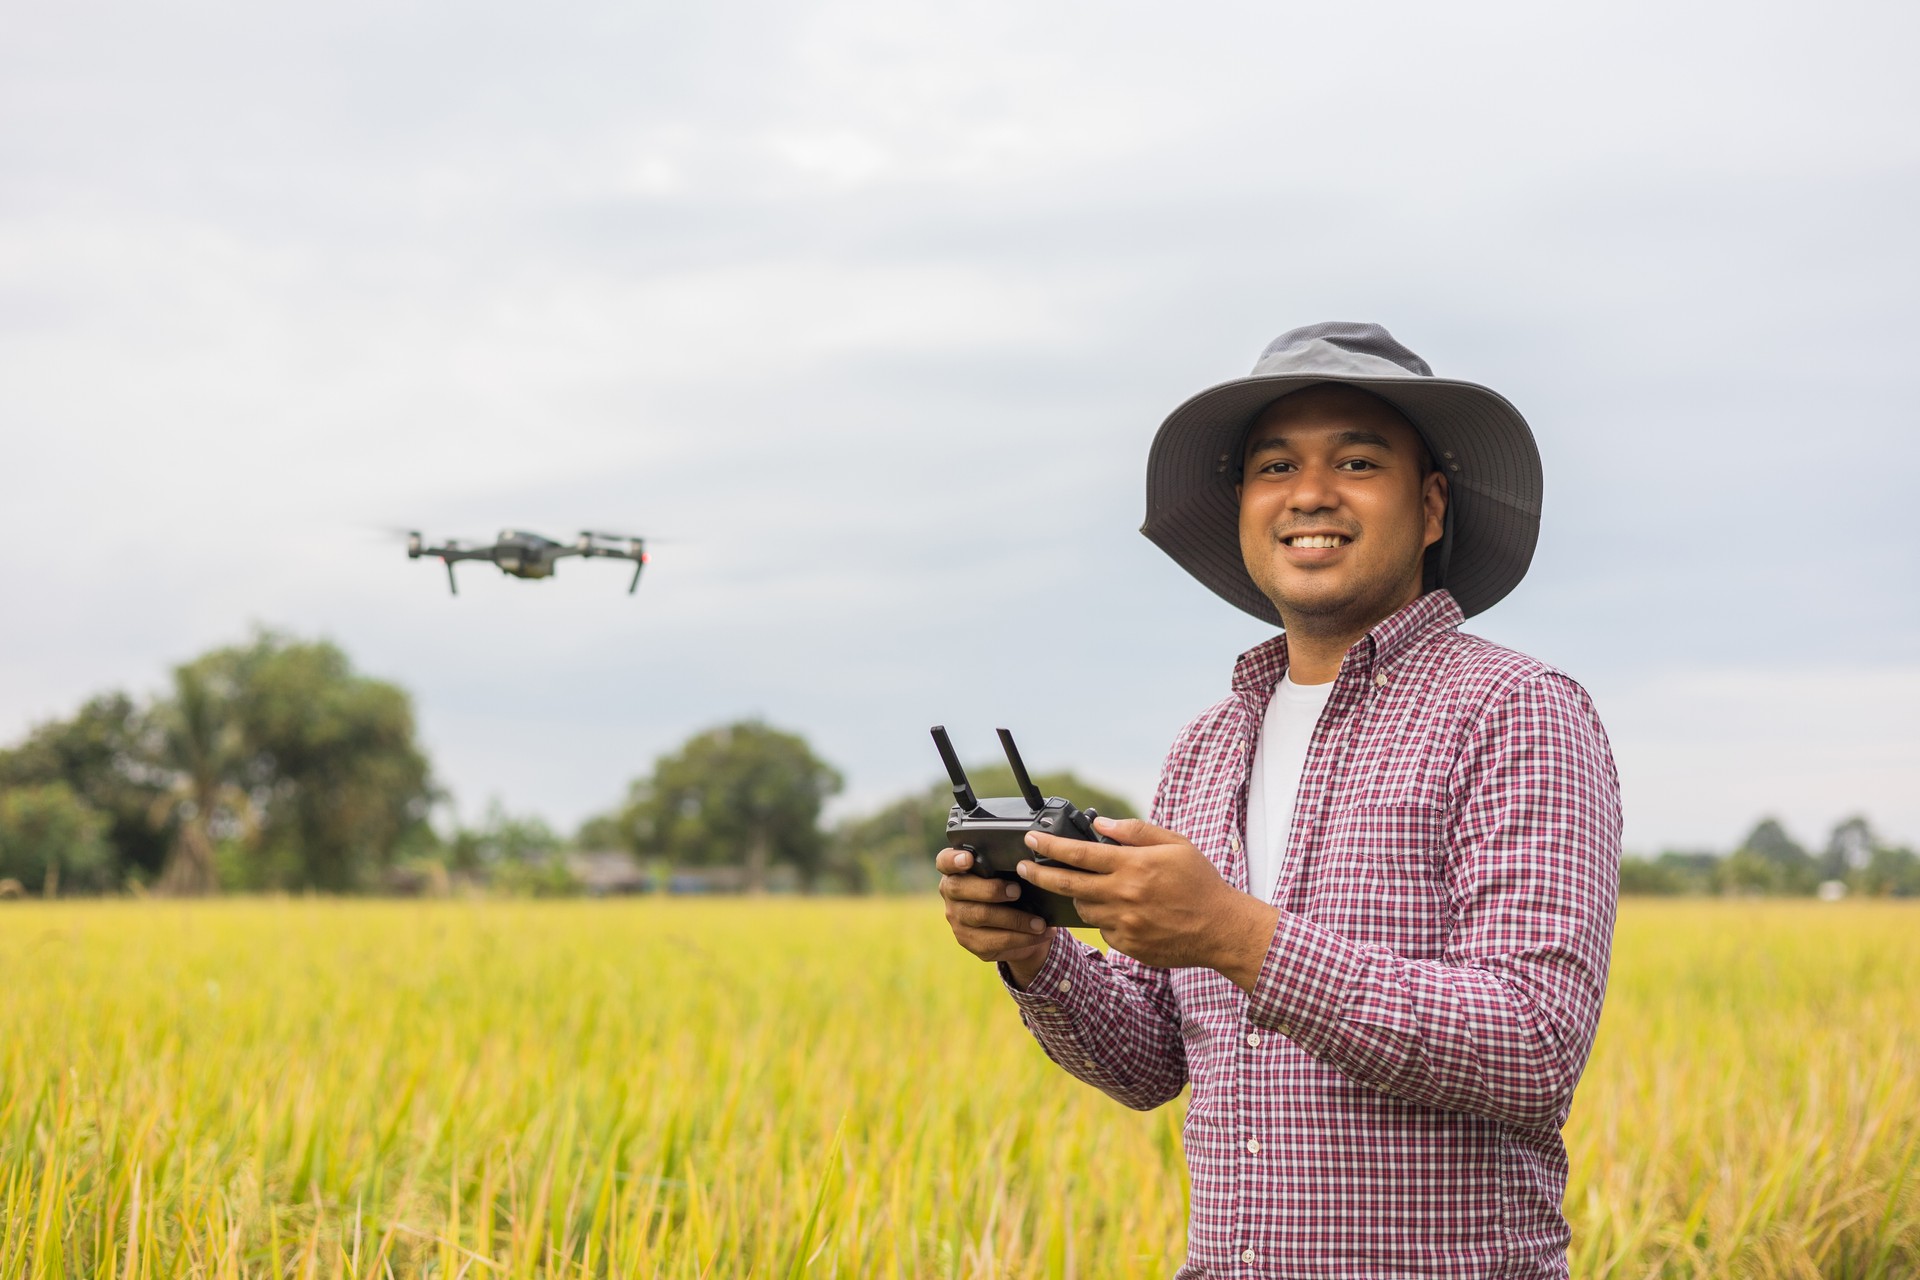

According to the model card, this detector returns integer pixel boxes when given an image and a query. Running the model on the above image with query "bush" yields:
[1618,857,1686,896]
[0,782,115,895]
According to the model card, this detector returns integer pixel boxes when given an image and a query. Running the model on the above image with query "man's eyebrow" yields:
[1245,428,1394,456]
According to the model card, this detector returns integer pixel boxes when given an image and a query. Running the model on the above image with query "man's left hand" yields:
[1020,817,1281,990]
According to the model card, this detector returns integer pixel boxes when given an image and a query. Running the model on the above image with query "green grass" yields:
[0,898,1914,1277]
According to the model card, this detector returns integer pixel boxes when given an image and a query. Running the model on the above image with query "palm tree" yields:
[149,666,253,895]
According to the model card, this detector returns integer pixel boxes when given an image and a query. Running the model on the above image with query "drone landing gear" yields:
[444,560,459,595]
[628,560,645,594]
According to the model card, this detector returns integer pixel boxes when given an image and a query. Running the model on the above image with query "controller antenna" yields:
[996,728,1047,813]
[929,726,978,812]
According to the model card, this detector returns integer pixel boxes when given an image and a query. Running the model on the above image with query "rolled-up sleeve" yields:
[1000,755,1191,1111]
[1001,934,1187,1110]
[1246,672,1622,1130]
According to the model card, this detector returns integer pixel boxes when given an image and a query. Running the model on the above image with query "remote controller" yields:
[930,725,1117,929]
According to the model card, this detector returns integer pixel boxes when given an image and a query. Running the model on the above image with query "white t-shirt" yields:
[1243,672,1336,903]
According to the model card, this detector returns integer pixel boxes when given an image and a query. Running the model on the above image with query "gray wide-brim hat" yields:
[1141,320,1542,623]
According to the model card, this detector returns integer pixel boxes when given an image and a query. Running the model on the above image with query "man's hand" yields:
[936,847,1054,988]
[1020,816,1280,991]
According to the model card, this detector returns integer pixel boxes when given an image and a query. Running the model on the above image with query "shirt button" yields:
[1245,1032,1261,1048]
[1245,1137,1261,1154]
[1230,835,1240,853]
[1056,979,1071,994]
[1374,671,1389,688]
[1242,1248,1257,1264]
[1083,1058,1097,1071]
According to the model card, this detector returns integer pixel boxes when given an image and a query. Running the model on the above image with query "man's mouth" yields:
[1282,533,1352,549]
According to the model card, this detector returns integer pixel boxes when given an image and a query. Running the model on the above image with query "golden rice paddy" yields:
[1,898,1915,1277]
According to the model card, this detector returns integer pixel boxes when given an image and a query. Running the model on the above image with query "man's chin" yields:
[1259,573,1419,632]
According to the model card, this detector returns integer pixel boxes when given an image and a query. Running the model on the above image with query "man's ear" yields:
[1422,471,1449,550]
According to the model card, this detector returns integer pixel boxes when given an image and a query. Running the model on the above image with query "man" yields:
[937,322,1621,1279]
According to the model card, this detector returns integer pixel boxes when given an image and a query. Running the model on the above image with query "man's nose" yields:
[1287,462,1340,513]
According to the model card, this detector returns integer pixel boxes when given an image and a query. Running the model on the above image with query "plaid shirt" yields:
[1006,590,1620,1279]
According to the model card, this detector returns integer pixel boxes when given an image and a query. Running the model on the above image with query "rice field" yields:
[1,898,1915,1278]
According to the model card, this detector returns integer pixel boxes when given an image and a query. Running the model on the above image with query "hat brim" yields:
[1141,374,1542,623]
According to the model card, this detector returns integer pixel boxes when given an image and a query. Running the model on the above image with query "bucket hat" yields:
[1141,321,1542,623]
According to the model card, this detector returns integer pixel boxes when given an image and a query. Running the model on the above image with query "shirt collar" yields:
[1231,589,1465,695]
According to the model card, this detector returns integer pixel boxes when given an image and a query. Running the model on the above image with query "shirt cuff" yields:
[1246,909,1367,1052]
[999,930,1089,1016]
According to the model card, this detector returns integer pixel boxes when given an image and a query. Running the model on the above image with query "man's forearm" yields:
[1001,932,1189,1111]
[1246,910,1601,1130]
[1207,895,1282,991]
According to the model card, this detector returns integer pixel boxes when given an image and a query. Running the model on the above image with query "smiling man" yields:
[937,322,1622,1278]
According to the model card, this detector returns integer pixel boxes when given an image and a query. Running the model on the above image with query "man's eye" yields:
[1337,459,1377,472]
[1260,460,1296,474]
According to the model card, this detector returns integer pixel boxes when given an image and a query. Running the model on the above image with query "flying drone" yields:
[407,529,649,595]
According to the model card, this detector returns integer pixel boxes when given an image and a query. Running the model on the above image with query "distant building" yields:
[566,851,652,896]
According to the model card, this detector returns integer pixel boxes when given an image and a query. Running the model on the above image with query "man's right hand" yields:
[936,847,1054,988]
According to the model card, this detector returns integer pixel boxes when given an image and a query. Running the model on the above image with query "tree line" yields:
[9,630,1910,900]
[1619,816,1920,897]
[0,630,1133,896]
[0,632,434,895]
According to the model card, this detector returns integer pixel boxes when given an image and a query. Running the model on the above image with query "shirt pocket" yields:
[1310,804,1450,959]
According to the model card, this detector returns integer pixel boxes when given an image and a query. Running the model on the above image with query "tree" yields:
[1820,815,1877,882]
[1730,817,1817,895]
[0,692,171,885]
[832,765,1137,894]
[572,810,627,852]
[184,632,436,891]
[149,664,255,895]
[1854,843,1920,898]
[1617,856,1685,896]
[448,799,561,872]
[0,782,113,895]
[1653,850,1718,894]
[624,721,843,893]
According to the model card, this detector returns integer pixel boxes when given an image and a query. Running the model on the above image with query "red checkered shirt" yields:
[1005,590,1621,1279]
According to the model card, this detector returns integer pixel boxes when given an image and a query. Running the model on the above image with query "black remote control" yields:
[930,725,1117,929]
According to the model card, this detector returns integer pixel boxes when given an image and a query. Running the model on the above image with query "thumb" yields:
[1093,815,1184,847]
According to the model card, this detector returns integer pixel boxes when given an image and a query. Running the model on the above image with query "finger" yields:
[1024,830,1122,873]
[948,900,1050,934]
[941,874,1025,904]
[1016,857,1111,900]
[1091,815,1184,847]
[935,847,975,875]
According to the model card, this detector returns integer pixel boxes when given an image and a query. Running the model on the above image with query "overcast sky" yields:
[4,0,1916,855]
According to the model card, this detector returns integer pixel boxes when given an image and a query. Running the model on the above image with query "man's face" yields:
[1236,384,1448,632]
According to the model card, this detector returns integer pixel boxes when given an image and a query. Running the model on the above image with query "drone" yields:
[407,529,649,595]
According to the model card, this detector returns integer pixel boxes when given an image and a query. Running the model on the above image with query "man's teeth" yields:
[1286,535,1348,548]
